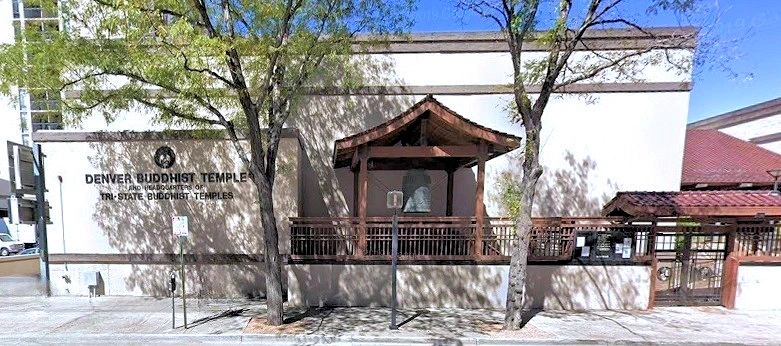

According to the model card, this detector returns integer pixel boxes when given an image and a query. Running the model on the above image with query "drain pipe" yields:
[58,176,67,271]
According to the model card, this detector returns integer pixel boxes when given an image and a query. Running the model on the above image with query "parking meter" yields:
[170,271,176,328]
[169,271,177,293]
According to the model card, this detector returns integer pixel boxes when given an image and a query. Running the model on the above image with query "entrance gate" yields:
[653,229,729,306]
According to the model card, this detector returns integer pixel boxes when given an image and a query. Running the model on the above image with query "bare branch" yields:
[254,0,304,112]
[456,0,507,28]
[134,97,221,126]
[181,52,237,89]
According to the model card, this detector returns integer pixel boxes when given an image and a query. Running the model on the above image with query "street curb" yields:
[2,333,770,345]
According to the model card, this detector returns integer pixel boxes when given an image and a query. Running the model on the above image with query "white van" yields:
[0,233,25,256]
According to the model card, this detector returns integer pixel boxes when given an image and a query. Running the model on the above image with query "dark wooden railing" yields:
[735,222,781,258]
[289,216,657,263]
[289,217,781,264]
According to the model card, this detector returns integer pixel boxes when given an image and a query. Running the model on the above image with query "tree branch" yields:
[134,97,221,126]
[93,0,205,29]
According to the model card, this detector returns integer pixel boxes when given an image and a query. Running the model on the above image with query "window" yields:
[13,19,60,38]
[12,0,20,18]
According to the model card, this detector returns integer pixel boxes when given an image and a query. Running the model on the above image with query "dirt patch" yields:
[490,324,557,339]
[244,316,311,334]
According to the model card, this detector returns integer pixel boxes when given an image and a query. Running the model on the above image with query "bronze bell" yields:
[402,169,431,213]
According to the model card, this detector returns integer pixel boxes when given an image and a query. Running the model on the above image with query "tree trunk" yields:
[504,121,543,330]
[255,176,285,326]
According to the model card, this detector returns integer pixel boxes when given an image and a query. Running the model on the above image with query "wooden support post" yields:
[647,220,658,309]
[721,226,739,308]
[357,152,368,258]
[474,144,487,257]
[679,235,693,297]
[721,254,739,309]
[353,169,359,217]
[446,169,454,217]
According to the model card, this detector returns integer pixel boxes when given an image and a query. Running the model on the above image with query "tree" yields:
[0,0,412,325]
[456,0,700,329]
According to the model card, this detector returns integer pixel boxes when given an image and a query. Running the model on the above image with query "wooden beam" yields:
[420,118,428,145]
[750,131,781,145]
[446,170,454,217]
[368,145,479,158]
[361,159,470,171]
[689,97,781,130]
[350,150,360,171]
[32,129,300,142]
[48,253,264,264]
[736,255,781,264]
[474,143,487,257]
[677,207,781,217]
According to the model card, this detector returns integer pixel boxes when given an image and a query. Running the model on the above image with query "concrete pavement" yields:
[0,296,780,345]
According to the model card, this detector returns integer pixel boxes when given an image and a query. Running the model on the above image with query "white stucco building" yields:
[6,0,749,311]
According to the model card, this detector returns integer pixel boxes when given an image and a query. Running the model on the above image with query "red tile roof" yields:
[603,190,781,217]
[682,129,781,187]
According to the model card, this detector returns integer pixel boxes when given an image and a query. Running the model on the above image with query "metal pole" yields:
[179,236,187,328]
[390,208,398,330]
[33,144,51,297]
[171,271,176,329]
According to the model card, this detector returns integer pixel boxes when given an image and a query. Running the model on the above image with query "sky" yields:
[409,0,781,123]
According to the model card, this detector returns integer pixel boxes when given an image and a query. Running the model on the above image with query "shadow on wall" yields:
[289,264,506,308]
[290,55,416,218]
[489,150,620,218]
[524,264,650,310]
[289,263,649,310]
[85,138,299,297]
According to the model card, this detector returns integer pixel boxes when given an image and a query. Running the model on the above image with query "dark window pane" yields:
[31,110,63,131]
[24,7,43,18]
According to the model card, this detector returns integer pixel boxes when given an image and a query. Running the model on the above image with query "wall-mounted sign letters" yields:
[85,146,251,202]
[87,171,249,202]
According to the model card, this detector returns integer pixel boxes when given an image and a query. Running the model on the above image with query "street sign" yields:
[7,141,36,195]
[9,195,19,224]
[7,194,40,224]
[172,216,189,236]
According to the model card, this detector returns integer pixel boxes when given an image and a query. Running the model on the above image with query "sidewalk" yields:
[1,296,780,345]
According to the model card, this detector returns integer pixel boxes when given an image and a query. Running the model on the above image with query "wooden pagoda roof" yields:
[333,95,522,170]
